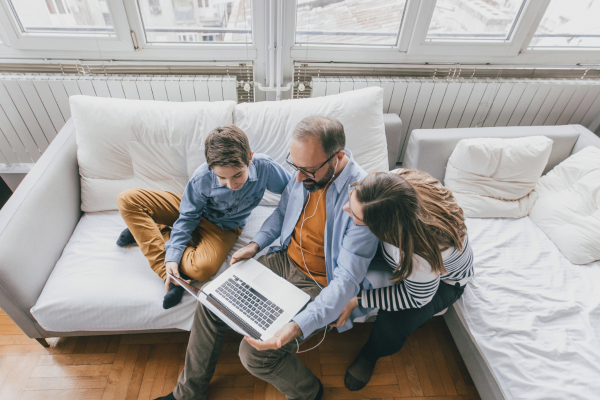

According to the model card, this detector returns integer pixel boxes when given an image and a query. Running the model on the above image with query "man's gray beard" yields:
[302,163,335,193]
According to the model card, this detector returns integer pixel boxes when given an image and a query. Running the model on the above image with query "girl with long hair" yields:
[333,169,474,391]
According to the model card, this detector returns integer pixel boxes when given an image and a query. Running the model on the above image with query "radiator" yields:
[311,77,600,161]
[0,74,238,169]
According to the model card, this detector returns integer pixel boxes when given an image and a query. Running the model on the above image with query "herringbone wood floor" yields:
[0,308,480,400]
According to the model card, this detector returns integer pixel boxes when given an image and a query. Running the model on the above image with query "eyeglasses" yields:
[285,152,338,179]
[348,185,366,226]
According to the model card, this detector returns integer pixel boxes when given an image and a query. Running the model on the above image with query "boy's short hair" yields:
[205,125,252,169]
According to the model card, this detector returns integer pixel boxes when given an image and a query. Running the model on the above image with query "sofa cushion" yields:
[30,207,276,332]
[530,146,600,264]
[234,86,389,178]
[445,136,553,218]
[70,96,236,212]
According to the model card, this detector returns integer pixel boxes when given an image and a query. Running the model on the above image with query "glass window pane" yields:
[295,0,406,46]
[8,0,115,34]
[137,0,252,44]
[529,0,600,48]
[426,0,525,41]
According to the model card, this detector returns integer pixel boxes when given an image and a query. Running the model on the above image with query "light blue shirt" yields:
[252,149,379,337]
[165,153,291,265]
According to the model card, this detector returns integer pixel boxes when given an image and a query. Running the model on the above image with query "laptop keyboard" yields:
[215,275,284,331]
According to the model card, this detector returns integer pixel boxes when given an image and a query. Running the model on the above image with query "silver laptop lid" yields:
[167,274,200,299]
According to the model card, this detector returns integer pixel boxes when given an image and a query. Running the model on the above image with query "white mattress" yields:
[31,206,276,332]
[459,217,600,400]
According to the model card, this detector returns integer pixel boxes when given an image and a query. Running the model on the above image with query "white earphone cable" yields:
[295,159,338,354]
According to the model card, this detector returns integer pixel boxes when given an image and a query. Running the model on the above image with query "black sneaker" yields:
[314,379,324,400]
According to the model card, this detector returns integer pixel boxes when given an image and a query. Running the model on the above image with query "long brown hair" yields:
[353,169,466,282]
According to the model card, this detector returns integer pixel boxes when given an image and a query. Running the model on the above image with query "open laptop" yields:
[168,258,311,341]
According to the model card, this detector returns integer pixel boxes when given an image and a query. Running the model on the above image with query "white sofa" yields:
[0,87,402,342]
[3,87,599,399]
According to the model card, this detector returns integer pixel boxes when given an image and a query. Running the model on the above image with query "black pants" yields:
[359,281,465,362]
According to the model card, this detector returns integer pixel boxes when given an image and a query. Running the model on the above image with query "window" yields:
[8,0,115,34]
[103,13,112,26]
[136,0,251,43]
[529,0,600,48]
[426,0,526,41]
[149,0,161,15]
[177,31,198,41]
[295,0,407,45]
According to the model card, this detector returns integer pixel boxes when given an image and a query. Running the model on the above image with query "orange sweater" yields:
[287,186,329,287]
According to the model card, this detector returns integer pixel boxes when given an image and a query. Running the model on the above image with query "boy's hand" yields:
[165,261,190,294]
[231,242,260,265]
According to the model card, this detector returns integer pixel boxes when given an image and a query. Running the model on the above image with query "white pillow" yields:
[234,86,388,177]
[530,146,600,264]
[445,136,553,218]
[70,96,236,212]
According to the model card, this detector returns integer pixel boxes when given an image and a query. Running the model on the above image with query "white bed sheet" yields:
[460,217,600,400]
[31,206,276,332]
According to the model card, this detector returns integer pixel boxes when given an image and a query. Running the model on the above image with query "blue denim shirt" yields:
[165,153,291,265]
[252,149,379,337]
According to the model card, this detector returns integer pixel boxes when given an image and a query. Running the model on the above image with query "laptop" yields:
[168,258,311,341]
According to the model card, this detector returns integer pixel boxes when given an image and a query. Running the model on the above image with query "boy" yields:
[116,125,291,309]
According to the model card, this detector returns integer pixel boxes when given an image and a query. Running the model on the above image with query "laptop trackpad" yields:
[252,271,283,298]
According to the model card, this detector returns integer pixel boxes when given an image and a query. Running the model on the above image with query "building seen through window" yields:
[426,0,525,41]
[295,0,407,46]
[8,0,115,34]
[530,0,600,48]
[137,0,252,43]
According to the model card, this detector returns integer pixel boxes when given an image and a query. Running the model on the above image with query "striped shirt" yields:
[360,236,474,311]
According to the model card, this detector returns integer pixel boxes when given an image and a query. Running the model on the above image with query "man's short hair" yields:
[205,125,252,169]
[292,116,346,156]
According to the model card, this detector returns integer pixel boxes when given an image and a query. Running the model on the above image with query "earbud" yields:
[330,158,339,181]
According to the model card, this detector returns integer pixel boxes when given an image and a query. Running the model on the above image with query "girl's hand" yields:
[330,297,360,327]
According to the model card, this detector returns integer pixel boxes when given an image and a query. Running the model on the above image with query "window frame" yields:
[0,0,596,88]
[0,0,135,51]
[0,0,259,61]
[289,0,600,64]
[124,0,255,48]
[405,0,540,58]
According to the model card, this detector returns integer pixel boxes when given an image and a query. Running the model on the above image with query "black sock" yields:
[344,354,376,391]
[116,228,136,246]
[154,393,175,400]
[163,281,185,309]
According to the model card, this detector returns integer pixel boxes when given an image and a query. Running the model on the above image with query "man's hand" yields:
[164,261,190,294]
[230,242,260,265]
[244,321,302,351]
[329,297,359,328]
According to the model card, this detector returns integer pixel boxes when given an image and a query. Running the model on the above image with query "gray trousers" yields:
[173,250,323,400]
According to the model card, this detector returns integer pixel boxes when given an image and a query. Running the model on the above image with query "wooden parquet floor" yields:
[0,309,480,400]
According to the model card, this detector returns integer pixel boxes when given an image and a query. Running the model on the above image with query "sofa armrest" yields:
[383,114,403,170]
[0,119,81,338]
[570,124,600,154]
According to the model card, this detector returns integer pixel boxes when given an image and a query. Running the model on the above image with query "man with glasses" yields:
[162,115,378,400]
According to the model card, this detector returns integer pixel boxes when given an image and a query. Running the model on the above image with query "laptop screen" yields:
[167,273,200,298]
